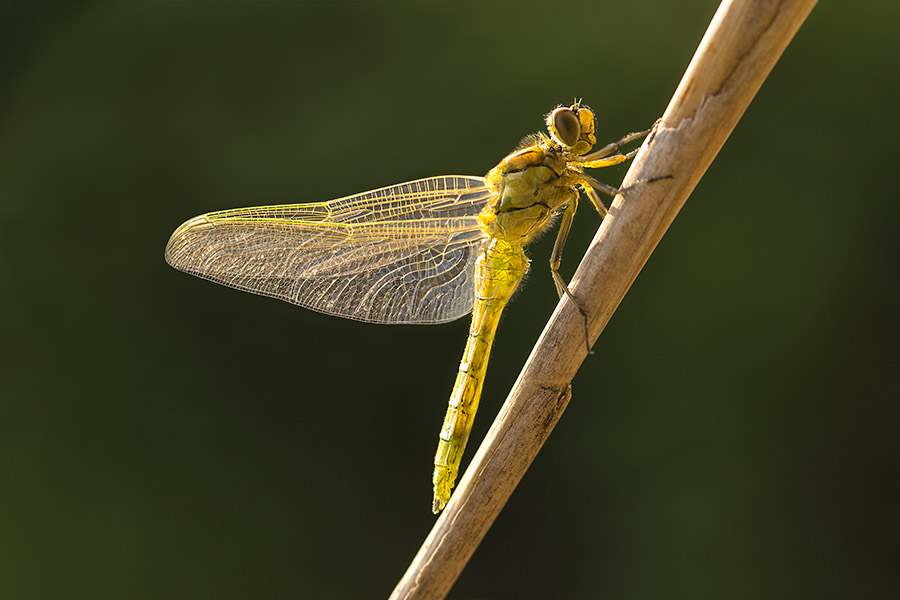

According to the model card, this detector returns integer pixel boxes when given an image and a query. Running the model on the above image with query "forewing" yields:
[165,175,492,324]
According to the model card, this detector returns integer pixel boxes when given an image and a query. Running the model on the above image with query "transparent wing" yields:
[165,175,492,324]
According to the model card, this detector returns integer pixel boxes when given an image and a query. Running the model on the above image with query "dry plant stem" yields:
[389,1,818,599]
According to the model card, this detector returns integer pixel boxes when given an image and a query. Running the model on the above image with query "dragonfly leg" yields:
[581,147,639,170]
[580,128,649,163]
[582,184,609,218]
[609,173,676,198]
[550,196,594,355]
[550,196,576,300]
[584,173,621,198]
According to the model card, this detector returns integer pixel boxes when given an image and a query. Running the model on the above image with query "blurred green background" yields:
[2,2,897,599]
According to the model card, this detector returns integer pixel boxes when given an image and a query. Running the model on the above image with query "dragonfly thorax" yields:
[481,139,579,245]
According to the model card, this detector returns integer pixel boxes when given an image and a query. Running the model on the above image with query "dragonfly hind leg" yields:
[549,196,595,354]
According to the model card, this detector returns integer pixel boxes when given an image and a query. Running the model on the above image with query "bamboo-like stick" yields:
[390,1,818,598]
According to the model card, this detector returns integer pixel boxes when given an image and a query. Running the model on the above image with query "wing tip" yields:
[165,214,214,268]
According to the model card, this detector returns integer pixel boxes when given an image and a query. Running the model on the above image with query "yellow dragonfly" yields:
[165,103,648,513]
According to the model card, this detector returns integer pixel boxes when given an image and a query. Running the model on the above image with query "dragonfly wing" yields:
[165,175,493,324]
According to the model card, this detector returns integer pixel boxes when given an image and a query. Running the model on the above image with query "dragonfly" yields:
[165,102,648,513]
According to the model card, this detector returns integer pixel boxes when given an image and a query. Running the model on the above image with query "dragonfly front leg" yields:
[580,127,650,163]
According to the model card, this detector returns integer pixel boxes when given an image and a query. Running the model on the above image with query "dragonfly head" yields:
[546,103,597,156]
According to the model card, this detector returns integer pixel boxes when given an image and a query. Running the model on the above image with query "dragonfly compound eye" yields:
[548,107,582,148]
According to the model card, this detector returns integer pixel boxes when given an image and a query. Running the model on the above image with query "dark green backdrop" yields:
[2,2,897,599]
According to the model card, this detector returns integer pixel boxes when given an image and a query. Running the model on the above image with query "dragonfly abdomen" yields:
[431,240,528,513]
